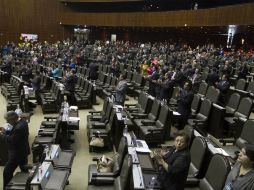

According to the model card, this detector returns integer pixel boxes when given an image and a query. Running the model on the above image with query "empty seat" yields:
[221,120,254,159]
[88,137,127,185]
[205,86,220,103]
[225,93,241,115]
[185,154,231,190]
[197,82,208,98]
[187,137,208,185]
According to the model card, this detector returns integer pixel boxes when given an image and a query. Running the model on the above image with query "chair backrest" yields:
[226,93,240,112]
[191,94,201,114]
[235,79,246,91]
[135,74,143,86]
[246,81,254,93]
[198,82,208,97]
[116,154,132,190]
[199,99,212,118]
[148,99,161,121]
[102,98,109,114]
[189,137,207,178]
[156,104,169,128]
[199,154,230,190]
[236,120,254,149]
[235,97,252,118]
[205,86,220,103]
[105,75,112,85]
[140,94,149,112]
[116,137,128,169]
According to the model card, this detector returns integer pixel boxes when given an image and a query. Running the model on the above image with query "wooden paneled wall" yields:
[61,3,254,27]
[0,0,71,45]
[0,1,253,44]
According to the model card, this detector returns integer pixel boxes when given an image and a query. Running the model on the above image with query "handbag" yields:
[90,135,104,147]
[97,155,114,173]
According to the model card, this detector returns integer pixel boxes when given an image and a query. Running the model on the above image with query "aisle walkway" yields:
[0,94,136,190]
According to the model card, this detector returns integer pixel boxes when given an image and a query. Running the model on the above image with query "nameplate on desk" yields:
[128,147,139,164]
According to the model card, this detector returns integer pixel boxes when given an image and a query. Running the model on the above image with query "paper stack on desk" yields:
[136,140,151,153]
[68,117,80,124]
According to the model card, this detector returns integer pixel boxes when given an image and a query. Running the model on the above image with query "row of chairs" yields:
[88,131,232,190]
[40,81,62,113]
[1,75,24,111]
[74,77,94,109]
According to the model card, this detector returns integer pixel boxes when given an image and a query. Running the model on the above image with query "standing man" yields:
[65,69,78,105]
[114,73,128,105]
[31,71,41,105]
[0,111,30,189]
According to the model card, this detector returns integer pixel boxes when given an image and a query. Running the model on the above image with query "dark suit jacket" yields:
[177,89,194,117]
[217,80,230,94]
[148,71,160,96]
[89,63,98,80]
[206,72,219,86]
[160,79,175,100]
[0,119,30,159]
[158,147,191,190]
[65,74,78,92]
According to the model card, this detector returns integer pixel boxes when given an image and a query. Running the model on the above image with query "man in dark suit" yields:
[206,67,219,86]
[31,71,41,104]
[65,69,78,105]
[154,131,191,190]
[176,82,194,130]
[147,65,160,97]
[0,111,30,189]
[89,62,98,80]
[216,74,230,105]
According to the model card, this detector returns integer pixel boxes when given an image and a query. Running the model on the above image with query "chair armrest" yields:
[131,113,148,119]
[89,111,101,115]
[92,173,115,178]
[141,120,155,125]
[125,104,138,107]
[148,128,164,133]
[90,176,114,185]
[219,138,236,145]
[44,116,58,120]
[186,177,200,186]
[92,123,106,128]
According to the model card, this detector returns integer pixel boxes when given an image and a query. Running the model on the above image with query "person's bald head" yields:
[4,111,19,125]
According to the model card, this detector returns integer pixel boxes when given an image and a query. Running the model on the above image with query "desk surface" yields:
[45,170,69,190]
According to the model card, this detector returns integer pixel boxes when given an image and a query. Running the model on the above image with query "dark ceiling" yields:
[61,0,254,12]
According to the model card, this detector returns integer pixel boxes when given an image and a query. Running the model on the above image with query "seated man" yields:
[154,131,191,190]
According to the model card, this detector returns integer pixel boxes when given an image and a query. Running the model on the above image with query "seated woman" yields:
[154,131,191,190]
[223,143,254,190]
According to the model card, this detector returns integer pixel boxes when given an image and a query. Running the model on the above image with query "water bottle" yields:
[150,176,156,188]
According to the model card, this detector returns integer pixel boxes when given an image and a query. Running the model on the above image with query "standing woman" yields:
[223,144,254,190]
